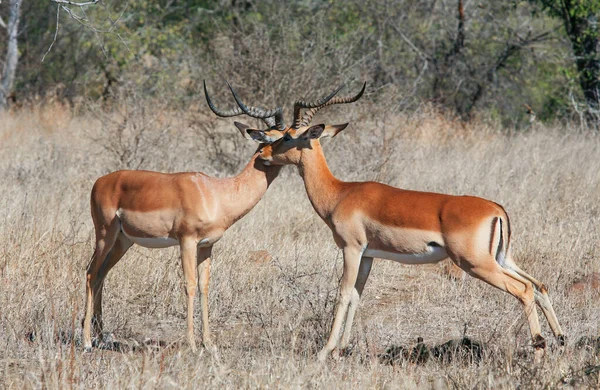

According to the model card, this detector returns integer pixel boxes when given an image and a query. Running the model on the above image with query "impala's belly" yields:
[115,208,222,249]
[125,235,180,248]
[117,208,179,248]
[364,245,448,264]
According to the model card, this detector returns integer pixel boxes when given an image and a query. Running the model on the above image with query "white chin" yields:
[262,160,272,166]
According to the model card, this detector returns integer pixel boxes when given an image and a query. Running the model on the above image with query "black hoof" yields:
[533,334,547,349]
[558,334,566,346]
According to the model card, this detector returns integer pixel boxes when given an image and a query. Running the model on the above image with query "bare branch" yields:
[41,5,60,62]
[391,24,434,64]
[43,0,114,60]
[50,0,99,6]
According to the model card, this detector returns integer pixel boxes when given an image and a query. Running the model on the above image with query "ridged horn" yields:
[298,82,366,127]
[291,84,345,129]
[227,82,284,130]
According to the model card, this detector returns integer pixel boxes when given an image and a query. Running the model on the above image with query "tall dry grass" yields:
[0,100,599,389]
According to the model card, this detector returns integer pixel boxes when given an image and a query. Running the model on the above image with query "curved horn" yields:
[292,84,345,129]
[298,82,366,128]
[227,82,285,130]
[204,80,245,117]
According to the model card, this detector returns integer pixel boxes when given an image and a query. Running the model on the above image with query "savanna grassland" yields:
[1,100,600,389]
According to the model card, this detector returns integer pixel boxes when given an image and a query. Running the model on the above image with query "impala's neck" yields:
[298,141,344,221]
[221,152,282,225]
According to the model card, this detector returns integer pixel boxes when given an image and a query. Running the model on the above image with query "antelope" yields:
[245,84,565,362]
[83,81,330,352]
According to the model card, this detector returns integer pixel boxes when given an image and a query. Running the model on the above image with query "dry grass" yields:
[1,101,600,389]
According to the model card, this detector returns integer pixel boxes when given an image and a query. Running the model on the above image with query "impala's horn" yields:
[203,80,284,129]
[291,84,345,129]
[297,82,366,128]
[227,82,285,130]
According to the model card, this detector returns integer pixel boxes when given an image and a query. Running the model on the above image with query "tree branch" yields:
[0,15,7,29]
[391,24,435,64]
[42,5,60,62]
[444,0,465,64]
[50,0,99,6]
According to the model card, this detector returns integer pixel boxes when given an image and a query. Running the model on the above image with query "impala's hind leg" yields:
[92,233,133,341]
[504,258,565,344]
[456,256,546,362]
[83,217,121,351]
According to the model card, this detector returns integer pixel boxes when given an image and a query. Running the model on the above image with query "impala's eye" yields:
[283,134,292,142]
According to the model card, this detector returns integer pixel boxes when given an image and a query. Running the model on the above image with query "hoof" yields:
[557,334,566,346]
[532,334,547,349]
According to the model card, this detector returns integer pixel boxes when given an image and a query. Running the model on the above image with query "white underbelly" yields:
[125,235,180,248]
[364,245,448,264]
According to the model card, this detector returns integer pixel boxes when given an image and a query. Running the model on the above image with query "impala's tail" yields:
[490,209,511,269]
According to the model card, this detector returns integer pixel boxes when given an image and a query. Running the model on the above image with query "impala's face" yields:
[248,124,349,166]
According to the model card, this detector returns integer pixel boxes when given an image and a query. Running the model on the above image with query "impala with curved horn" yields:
[250,83,565,363]
[83,82,290,352]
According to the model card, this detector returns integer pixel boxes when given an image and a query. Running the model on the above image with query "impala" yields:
[82,81,339,352]
[245,84,565,362]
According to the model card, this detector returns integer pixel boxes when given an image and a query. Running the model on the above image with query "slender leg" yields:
[339,256,373,351]
[92,234,133,339]
[318,246,362,362]
[458,259,546,363]
[534,288,565,344]
[180,237,199,352]
[504,259,565,343]
[197,246,214,351]
[83,218,120,351]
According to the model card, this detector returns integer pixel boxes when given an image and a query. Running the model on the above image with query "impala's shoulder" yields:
[172,171,210,179]
[95,170,171,181]
[175,172,221,194]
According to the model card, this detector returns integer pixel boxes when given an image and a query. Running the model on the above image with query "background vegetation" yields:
[0,0,599,125]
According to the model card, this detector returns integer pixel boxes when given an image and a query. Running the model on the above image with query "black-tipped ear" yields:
[246,129,271,143]
[303,124,326,140]
[235,122,253,140]
[243,128,284,144]
[324,123,349,138]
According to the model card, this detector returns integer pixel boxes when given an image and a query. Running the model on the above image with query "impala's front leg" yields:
[197,246,214,352]
[180,237,199,352]
[318,246,362,362]
[339,255,373,352]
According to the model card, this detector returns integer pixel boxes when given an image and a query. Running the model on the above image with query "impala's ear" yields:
[303,124,326,140]
[234,121,253,140]
[323,123,349,138]
[246,129,284,144]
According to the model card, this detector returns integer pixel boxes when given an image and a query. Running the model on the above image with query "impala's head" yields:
[252,123,350,165]
[204,81,365,165]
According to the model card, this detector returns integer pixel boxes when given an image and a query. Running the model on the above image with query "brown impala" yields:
[243,83,565,362]
[82,82,361,352]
